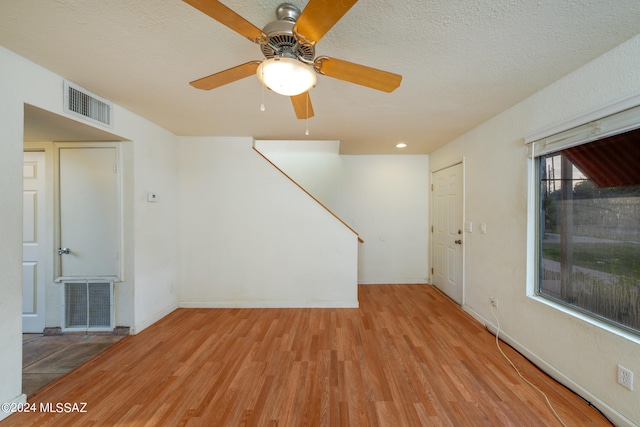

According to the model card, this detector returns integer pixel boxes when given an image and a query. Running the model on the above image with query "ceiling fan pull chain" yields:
[260,70,266,111]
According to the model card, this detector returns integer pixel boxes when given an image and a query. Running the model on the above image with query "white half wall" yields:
[429,35,640,425]
[177,137,359,307]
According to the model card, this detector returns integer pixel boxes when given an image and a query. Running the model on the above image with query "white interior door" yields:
[58,146,120,279]
[432,163,464,304]
[23,151,47,332]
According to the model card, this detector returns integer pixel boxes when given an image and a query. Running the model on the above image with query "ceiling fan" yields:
[184,0,402,119]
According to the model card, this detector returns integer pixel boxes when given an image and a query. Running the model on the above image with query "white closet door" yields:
[59,146,120,278]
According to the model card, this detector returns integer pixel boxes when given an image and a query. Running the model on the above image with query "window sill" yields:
[528,294,640,345]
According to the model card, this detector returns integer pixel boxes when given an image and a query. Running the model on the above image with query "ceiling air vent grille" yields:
[63,81,113,128]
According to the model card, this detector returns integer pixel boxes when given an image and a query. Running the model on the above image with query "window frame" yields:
[528,97,640,338]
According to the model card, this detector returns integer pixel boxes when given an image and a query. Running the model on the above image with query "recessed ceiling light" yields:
[396,143,407,148]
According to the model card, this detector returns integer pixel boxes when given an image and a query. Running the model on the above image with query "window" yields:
[537,124,640,334]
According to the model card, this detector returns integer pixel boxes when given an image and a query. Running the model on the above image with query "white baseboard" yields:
[131,302,179,335]
[463,305,636,427]
[179,300,359,309]
[0,393,27,421]
[358,280,429,285]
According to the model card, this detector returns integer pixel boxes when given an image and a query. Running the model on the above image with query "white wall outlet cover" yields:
[618,365,634,390]
[147,192,158,202]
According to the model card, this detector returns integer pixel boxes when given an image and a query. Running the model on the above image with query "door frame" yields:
[430,159,466,305]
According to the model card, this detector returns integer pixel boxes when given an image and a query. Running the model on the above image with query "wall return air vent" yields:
[64,281,114,331]
[63,80,113,127]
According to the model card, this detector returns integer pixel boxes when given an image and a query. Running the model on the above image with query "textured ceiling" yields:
[2,0,639,154]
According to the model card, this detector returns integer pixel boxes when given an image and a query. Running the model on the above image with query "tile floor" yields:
[22,333,127,397]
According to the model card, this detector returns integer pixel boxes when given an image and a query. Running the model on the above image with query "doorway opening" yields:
[22,104,126,397]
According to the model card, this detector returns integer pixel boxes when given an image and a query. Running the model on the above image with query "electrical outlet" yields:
[618,365,634,390]
[490,298,498,308]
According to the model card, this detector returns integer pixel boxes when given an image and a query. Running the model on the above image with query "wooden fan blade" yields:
[189,61,261,90]
[291,92,315,119]
[295,0,358,44]
[315,57,402,92]
[183,0,266,43]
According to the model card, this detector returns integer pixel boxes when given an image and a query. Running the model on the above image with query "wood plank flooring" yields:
[2,285,612,426]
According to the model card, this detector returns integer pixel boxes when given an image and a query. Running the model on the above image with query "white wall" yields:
[430,35,640,425]
[177,137,358,307]
[115,110,180,333]
[335,155,430,284]
[254,140,343,207]
[256,140,430,285]
[0,49,28,417]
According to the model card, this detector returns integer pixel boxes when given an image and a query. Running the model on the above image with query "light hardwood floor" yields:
[2,285,612,426]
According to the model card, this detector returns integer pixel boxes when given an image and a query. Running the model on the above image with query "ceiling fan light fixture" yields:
[257,57,317,96]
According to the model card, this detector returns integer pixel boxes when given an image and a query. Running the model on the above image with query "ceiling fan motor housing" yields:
[260,4,315,62]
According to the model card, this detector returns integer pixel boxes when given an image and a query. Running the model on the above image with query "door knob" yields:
[57,247,70,255]
[454,240,462,245]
